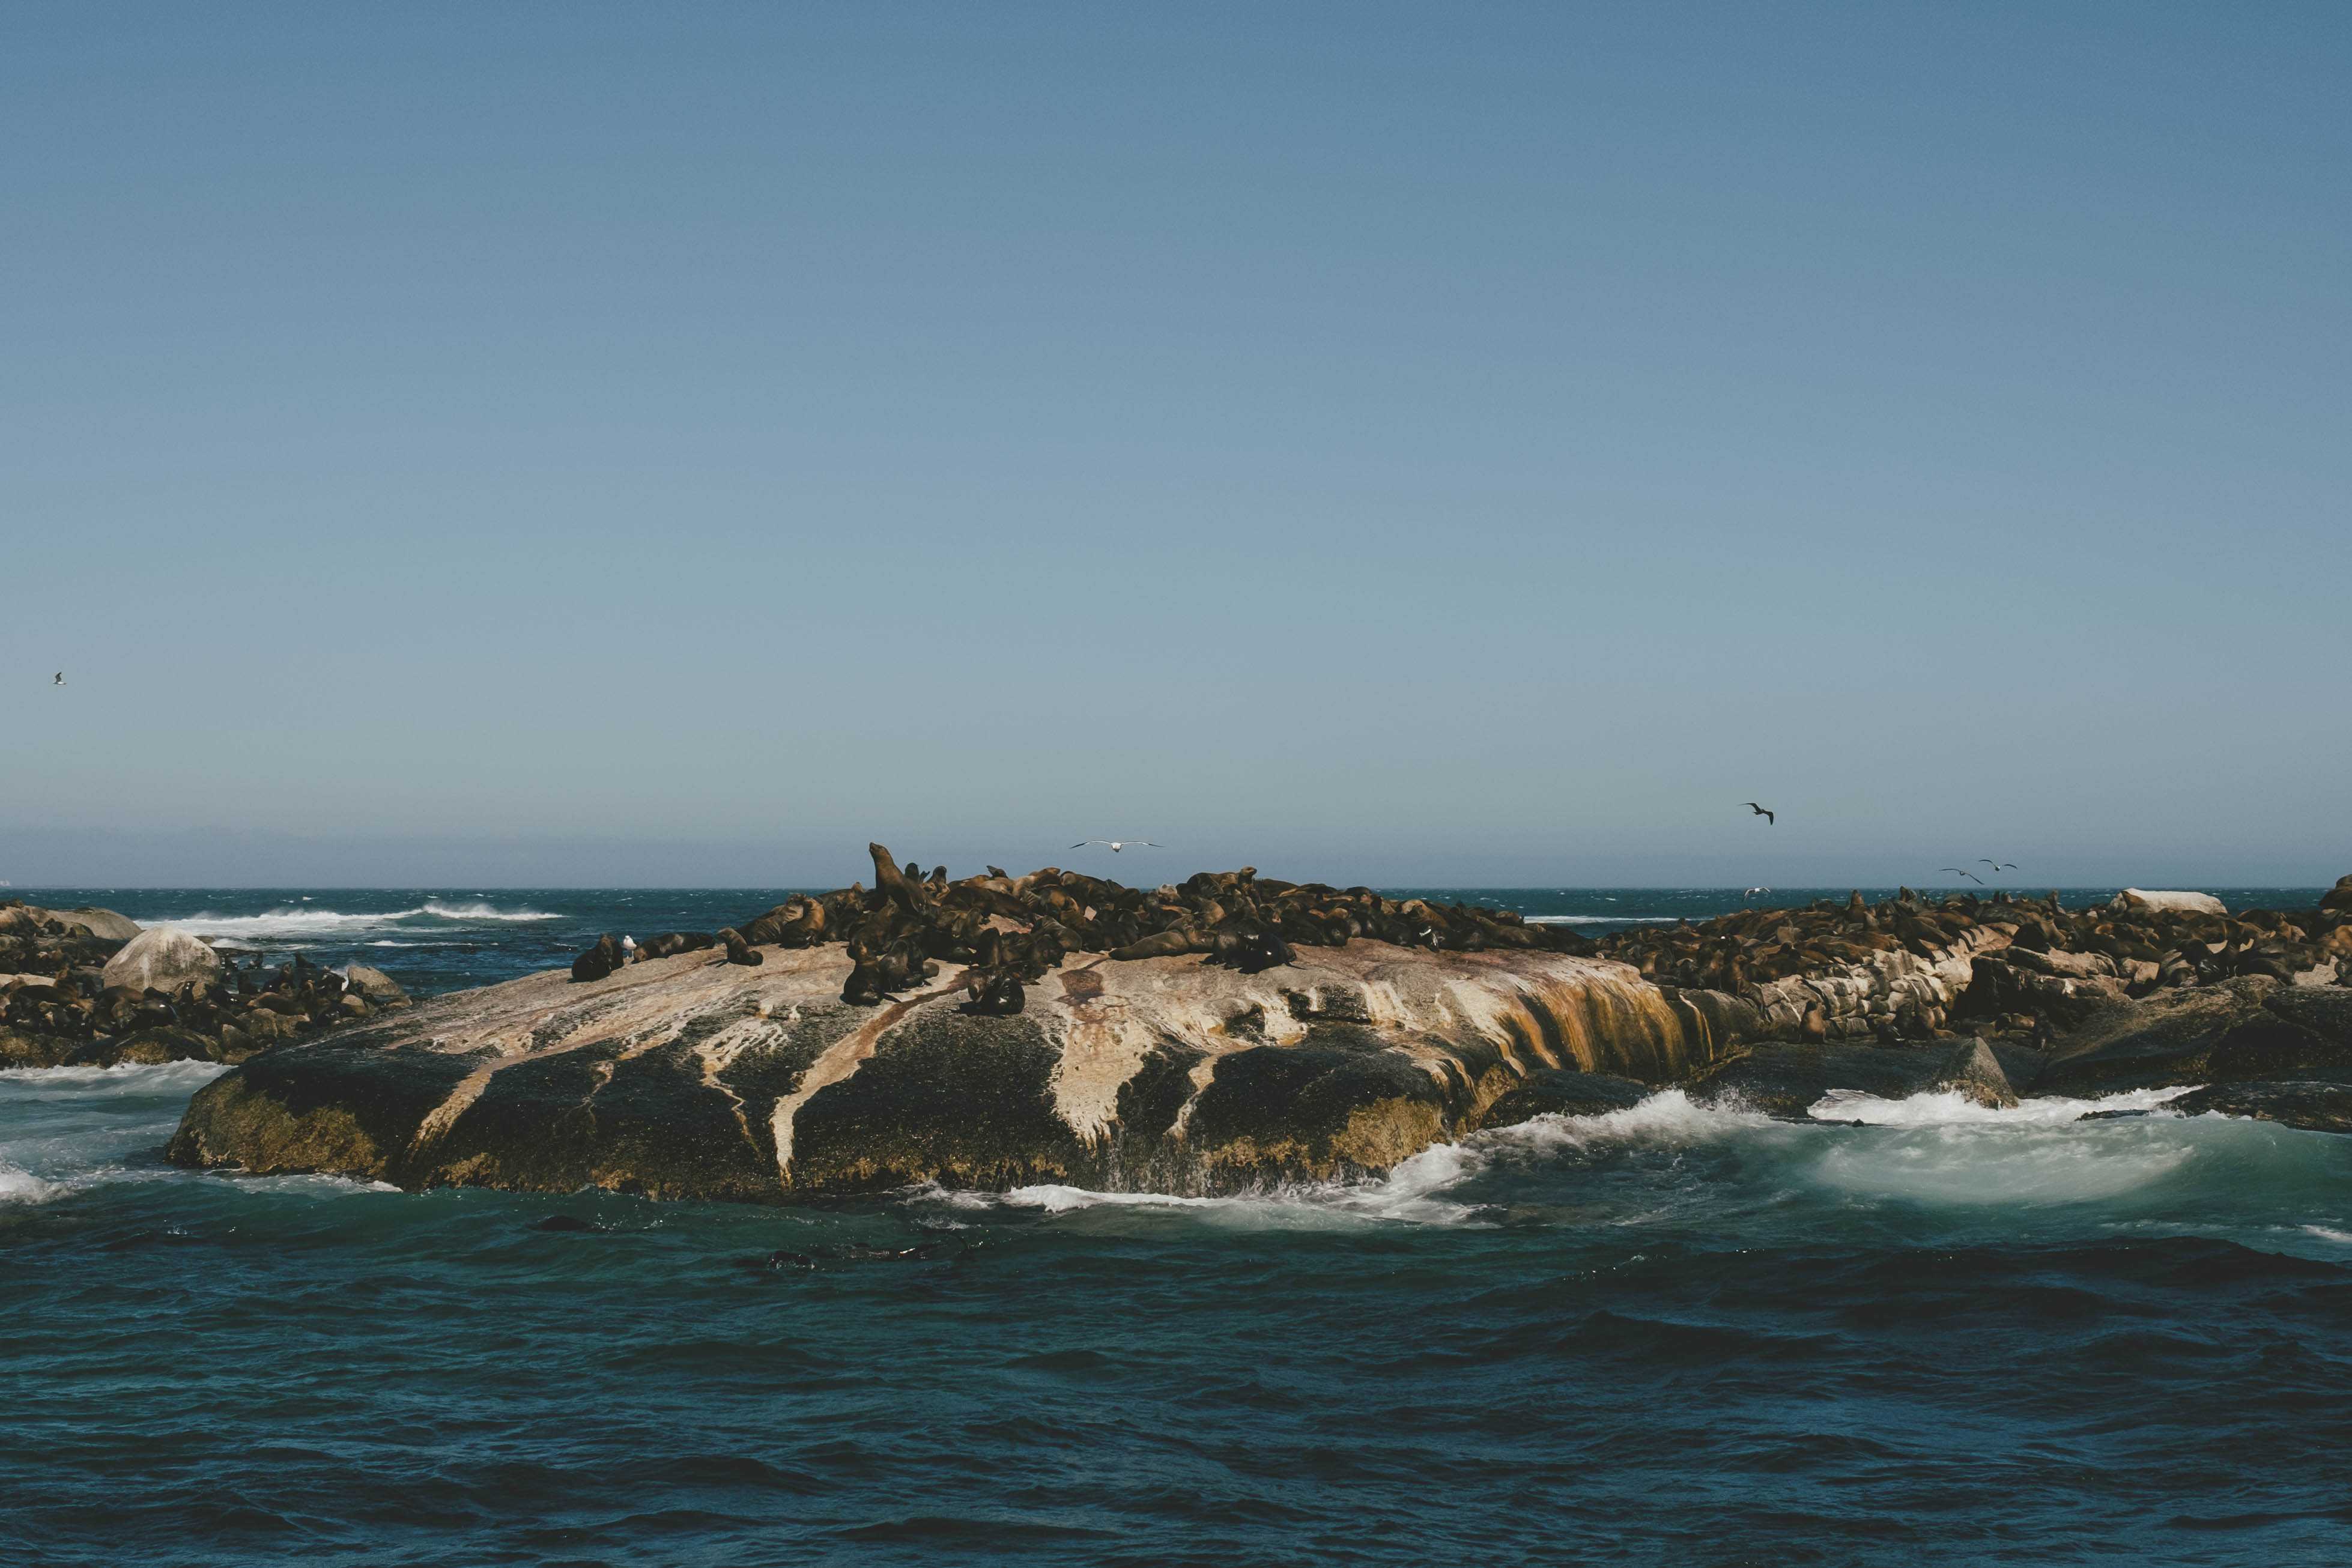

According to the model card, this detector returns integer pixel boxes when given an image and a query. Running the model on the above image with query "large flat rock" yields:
[169,940,1733,1200]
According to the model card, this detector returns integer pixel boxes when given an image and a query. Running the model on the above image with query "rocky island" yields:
[2,901,410,1068]
[153,852,2352,1201]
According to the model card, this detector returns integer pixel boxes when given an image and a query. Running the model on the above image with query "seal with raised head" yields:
[570,934,625,984]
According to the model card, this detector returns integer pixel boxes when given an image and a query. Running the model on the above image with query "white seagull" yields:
[1070,840,1163,853]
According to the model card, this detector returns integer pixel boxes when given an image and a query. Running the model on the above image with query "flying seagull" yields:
[1979,859,2018,873]
[1938,867,1985,885]
[1743,802,1775,825]
[53,672,64,686]
[1070,840,1162,852]
[1742,886,1771,900]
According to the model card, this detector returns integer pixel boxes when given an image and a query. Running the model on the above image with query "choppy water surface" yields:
[5,889,2348,1566]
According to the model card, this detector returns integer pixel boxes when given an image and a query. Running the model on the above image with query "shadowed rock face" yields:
[169,940,1721,1200]
[1690,1040,2044,1121]
[2041,980,2352,1092]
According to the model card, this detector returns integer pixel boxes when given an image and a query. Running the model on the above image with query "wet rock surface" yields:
[0,898,411,1070]
[163,860,2352,1197]
[1691,1040,2044,1121]
[2163,1079,2352,1135]
[1476,1069,1651,1127]
[2041,981,2352,1093]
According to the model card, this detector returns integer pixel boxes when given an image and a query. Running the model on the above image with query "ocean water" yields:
[5,888,2348,1567]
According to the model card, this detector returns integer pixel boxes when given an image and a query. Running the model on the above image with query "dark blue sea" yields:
[6,887,2349,1567]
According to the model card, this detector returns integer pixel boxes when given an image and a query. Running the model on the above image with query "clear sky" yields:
[3,3,2347,889]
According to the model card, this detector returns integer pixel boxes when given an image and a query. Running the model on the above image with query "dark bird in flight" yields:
[1743,802,1775,825]
[1938,867,1984,885]
[1979,859,2018,873]
[53,672,65,686]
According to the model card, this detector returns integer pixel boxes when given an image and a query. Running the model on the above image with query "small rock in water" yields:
[1932,1038,2019,1109]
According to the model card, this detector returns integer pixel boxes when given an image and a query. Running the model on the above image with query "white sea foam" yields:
[1805,1090,2215,1206]
[417,901,561,922]
[913,1148,1490,1227]
[209,1172,404,1198]
[0,1059,231,1097]
[1809,1085,2197,1127]
[997,1184,1226,1214]
[917,1094,1781,1229]
[912,1083,2332,1232]
[0,1165,56,1203]
[1485,1088,1783,1154]
[149,901,560,938]
[1524,915,1682,925]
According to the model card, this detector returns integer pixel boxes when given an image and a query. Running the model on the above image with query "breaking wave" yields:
[0,1164,55,1203]
[149,901,562,938]
[0,1058,231,1095]
[911,1085,2352,1250]
[1809,1083,2197,1125]
[1524,915,1681,925]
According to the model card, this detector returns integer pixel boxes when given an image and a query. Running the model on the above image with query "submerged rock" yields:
[2165,1080,2352,1136]
[1477,1069,1650,1128]
[1691,1038,2042,1121]
[2041,980,2352,1092]
[1692,1044,1943,1119]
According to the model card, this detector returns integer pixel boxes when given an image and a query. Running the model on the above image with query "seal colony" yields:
[158,854,2352,1201]
[1,901,410,1069]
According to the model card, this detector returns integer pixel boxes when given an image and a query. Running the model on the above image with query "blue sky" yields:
[3,4,2347,888]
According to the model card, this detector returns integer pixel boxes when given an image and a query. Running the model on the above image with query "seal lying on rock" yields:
[571,934,626,983]
[560,844,1607,1016]
[1589,882,2351,1050]
[632,933,715,962]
